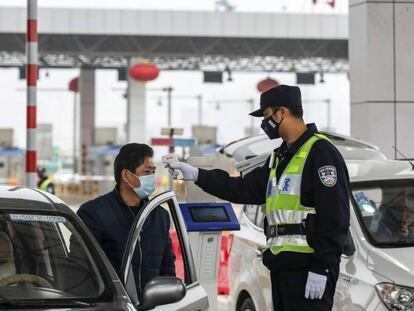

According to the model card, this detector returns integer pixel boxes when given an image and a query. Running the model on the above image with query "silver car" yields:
[228,143,414,310]
[0,186,208,310]
[219,132,387,163]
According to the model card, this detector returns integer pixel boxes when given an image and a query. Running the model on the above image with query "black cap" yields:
[249,85,302,117]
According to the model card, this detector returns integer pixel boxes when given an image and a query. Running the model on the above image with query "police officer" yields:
[169,85,350,311]
[37,167,55,194]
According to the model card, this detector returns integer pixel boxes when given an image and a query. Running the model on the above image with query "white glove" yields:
[305,271,327,300]
[169,162,199,181]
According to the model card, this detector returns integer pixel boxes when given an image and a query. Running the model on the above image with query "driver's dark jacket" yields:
[77,187,176,293]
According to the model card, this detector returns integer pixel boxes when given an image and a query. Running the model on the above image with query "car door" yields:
[252,204,273,311]
[333,193,388,310]
[229,204,271,311]
[120,191,209,311]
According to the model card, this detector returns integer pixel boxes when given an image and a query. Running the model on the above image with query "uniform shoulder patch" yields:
[318,165,337,187]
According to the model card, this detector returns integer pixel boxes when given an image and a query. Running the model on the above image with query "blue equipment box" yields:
[179,202,240,232]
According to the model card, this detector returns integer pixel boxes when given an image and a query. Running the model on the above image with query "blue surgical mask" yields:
[129,173,156,199]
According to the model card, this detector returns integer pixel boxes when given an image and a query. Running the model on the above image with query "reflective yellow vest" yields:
[266,134,329,255]
[39,178,53,193]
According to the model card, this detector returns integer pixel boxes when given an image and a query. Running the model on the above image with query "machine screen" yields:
[189,206,230,222]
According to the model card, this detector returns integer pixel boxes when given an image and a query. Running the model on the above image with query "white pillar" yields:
[349,0,414,159]
[127,59,147,143]
[79,69,95,174]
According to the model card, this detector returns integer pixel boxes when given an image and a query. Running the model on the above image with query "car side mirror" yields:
[138,276,186,310]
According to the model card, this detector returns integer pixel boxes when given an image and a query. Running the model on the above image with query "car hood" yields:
[368,247,414,286]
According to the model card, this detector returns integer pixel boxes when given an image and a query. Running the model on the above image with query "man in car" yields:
[169,85,350,311]
[373,187,414,242]
[77,143,176,296]
[401,188,414,238]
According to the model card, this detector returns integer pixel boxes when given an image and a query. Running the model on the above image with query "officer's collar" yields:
[279,123,319,155]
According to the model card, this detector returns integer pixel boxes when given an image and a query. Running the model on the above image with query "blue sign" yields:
[173,138,196,147]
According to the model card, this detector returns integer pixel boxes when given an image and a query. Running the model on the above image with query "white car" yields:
[0,187,209,310]
[219,132,387,163]
[228,148,414,310]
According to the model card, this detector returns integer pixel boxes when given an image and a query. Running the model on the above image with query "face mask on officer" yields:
[126,171,156,199]
[261,108,284,140]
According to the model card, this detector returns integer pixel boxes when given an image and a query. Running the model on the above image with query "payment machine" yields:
[180,202,240,311]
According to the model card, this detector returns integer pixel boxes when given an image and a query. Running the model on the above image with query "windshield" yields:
[0,211,109,304]
[351,180,414,247]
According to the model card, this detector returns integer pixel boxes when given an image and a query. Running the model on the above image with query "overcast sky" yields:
[1,0,348,14]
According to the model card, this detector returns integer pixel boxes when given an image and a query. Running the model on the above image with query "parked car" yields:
[219,132,387,162]
[213,132,388,298]
[228,157,414,311]
[0,186,208,310]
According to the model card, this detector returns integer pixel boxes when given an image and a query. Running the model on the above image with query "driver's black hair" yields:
[114,143,153,184]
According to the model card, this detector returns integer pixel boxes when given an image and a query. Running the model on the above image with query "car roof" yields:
[0,185,66,212]
[220,131,386,162]
[235,154,414,183]
[346,159,414,183]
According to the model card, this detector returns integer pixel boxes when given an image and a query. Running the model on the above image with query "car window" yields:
[244,205,258,225]
[351,180,414,247]
[255,205,266,229]
[0,212,109,303]
[165,204,185,284]
[244,204,265,229]
[323,133,376,150]
[122,196,196,305]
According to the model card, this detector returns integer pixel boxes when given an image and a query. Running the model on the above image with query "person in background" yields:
[37,167,55,194]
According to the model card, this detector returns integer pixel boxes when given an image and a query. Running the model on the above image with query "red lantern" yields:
[68,77,79,92]
[129,63,160,82]
[257,77,279,93]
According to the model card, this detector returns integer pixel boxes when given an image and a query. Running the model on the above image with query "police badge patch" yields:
[318,165,337,187]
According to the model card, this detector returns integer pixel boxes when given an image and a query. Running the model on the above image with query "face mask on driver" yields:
[127,172,156,199]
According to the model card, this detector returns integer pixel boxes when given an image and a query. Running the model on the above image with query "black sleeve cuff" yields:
[195,168,208,187]
[309,261,331,276]
[309,258,341,275]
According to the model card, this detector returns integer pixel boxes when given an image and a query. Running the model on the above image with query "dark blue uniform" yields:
[77,187,176,295]
[196,124,350,311]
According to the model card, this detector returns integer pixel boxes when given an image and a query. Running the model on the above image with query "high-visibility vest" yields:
[39,178,53,193]
[266,134,329,255]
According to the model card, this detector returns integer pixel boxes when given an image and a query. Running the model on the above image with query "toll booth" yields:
[0,148,25,185]
[87,145,120,194]
[179,202,240,311]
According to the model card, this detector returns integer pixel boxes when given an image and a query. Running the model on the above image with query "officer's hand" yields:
[168,162,199,181]
[305,271,327,300]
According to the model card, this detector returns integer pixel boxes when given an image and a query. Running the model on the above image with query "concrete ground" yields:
[218,295,231,311]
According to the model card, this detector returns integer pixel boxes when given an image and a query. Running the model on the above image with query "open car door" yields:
[119,191,209,311]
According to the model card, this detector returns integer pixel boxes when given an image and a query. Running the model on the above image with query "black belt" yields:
[266,223,306,238]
